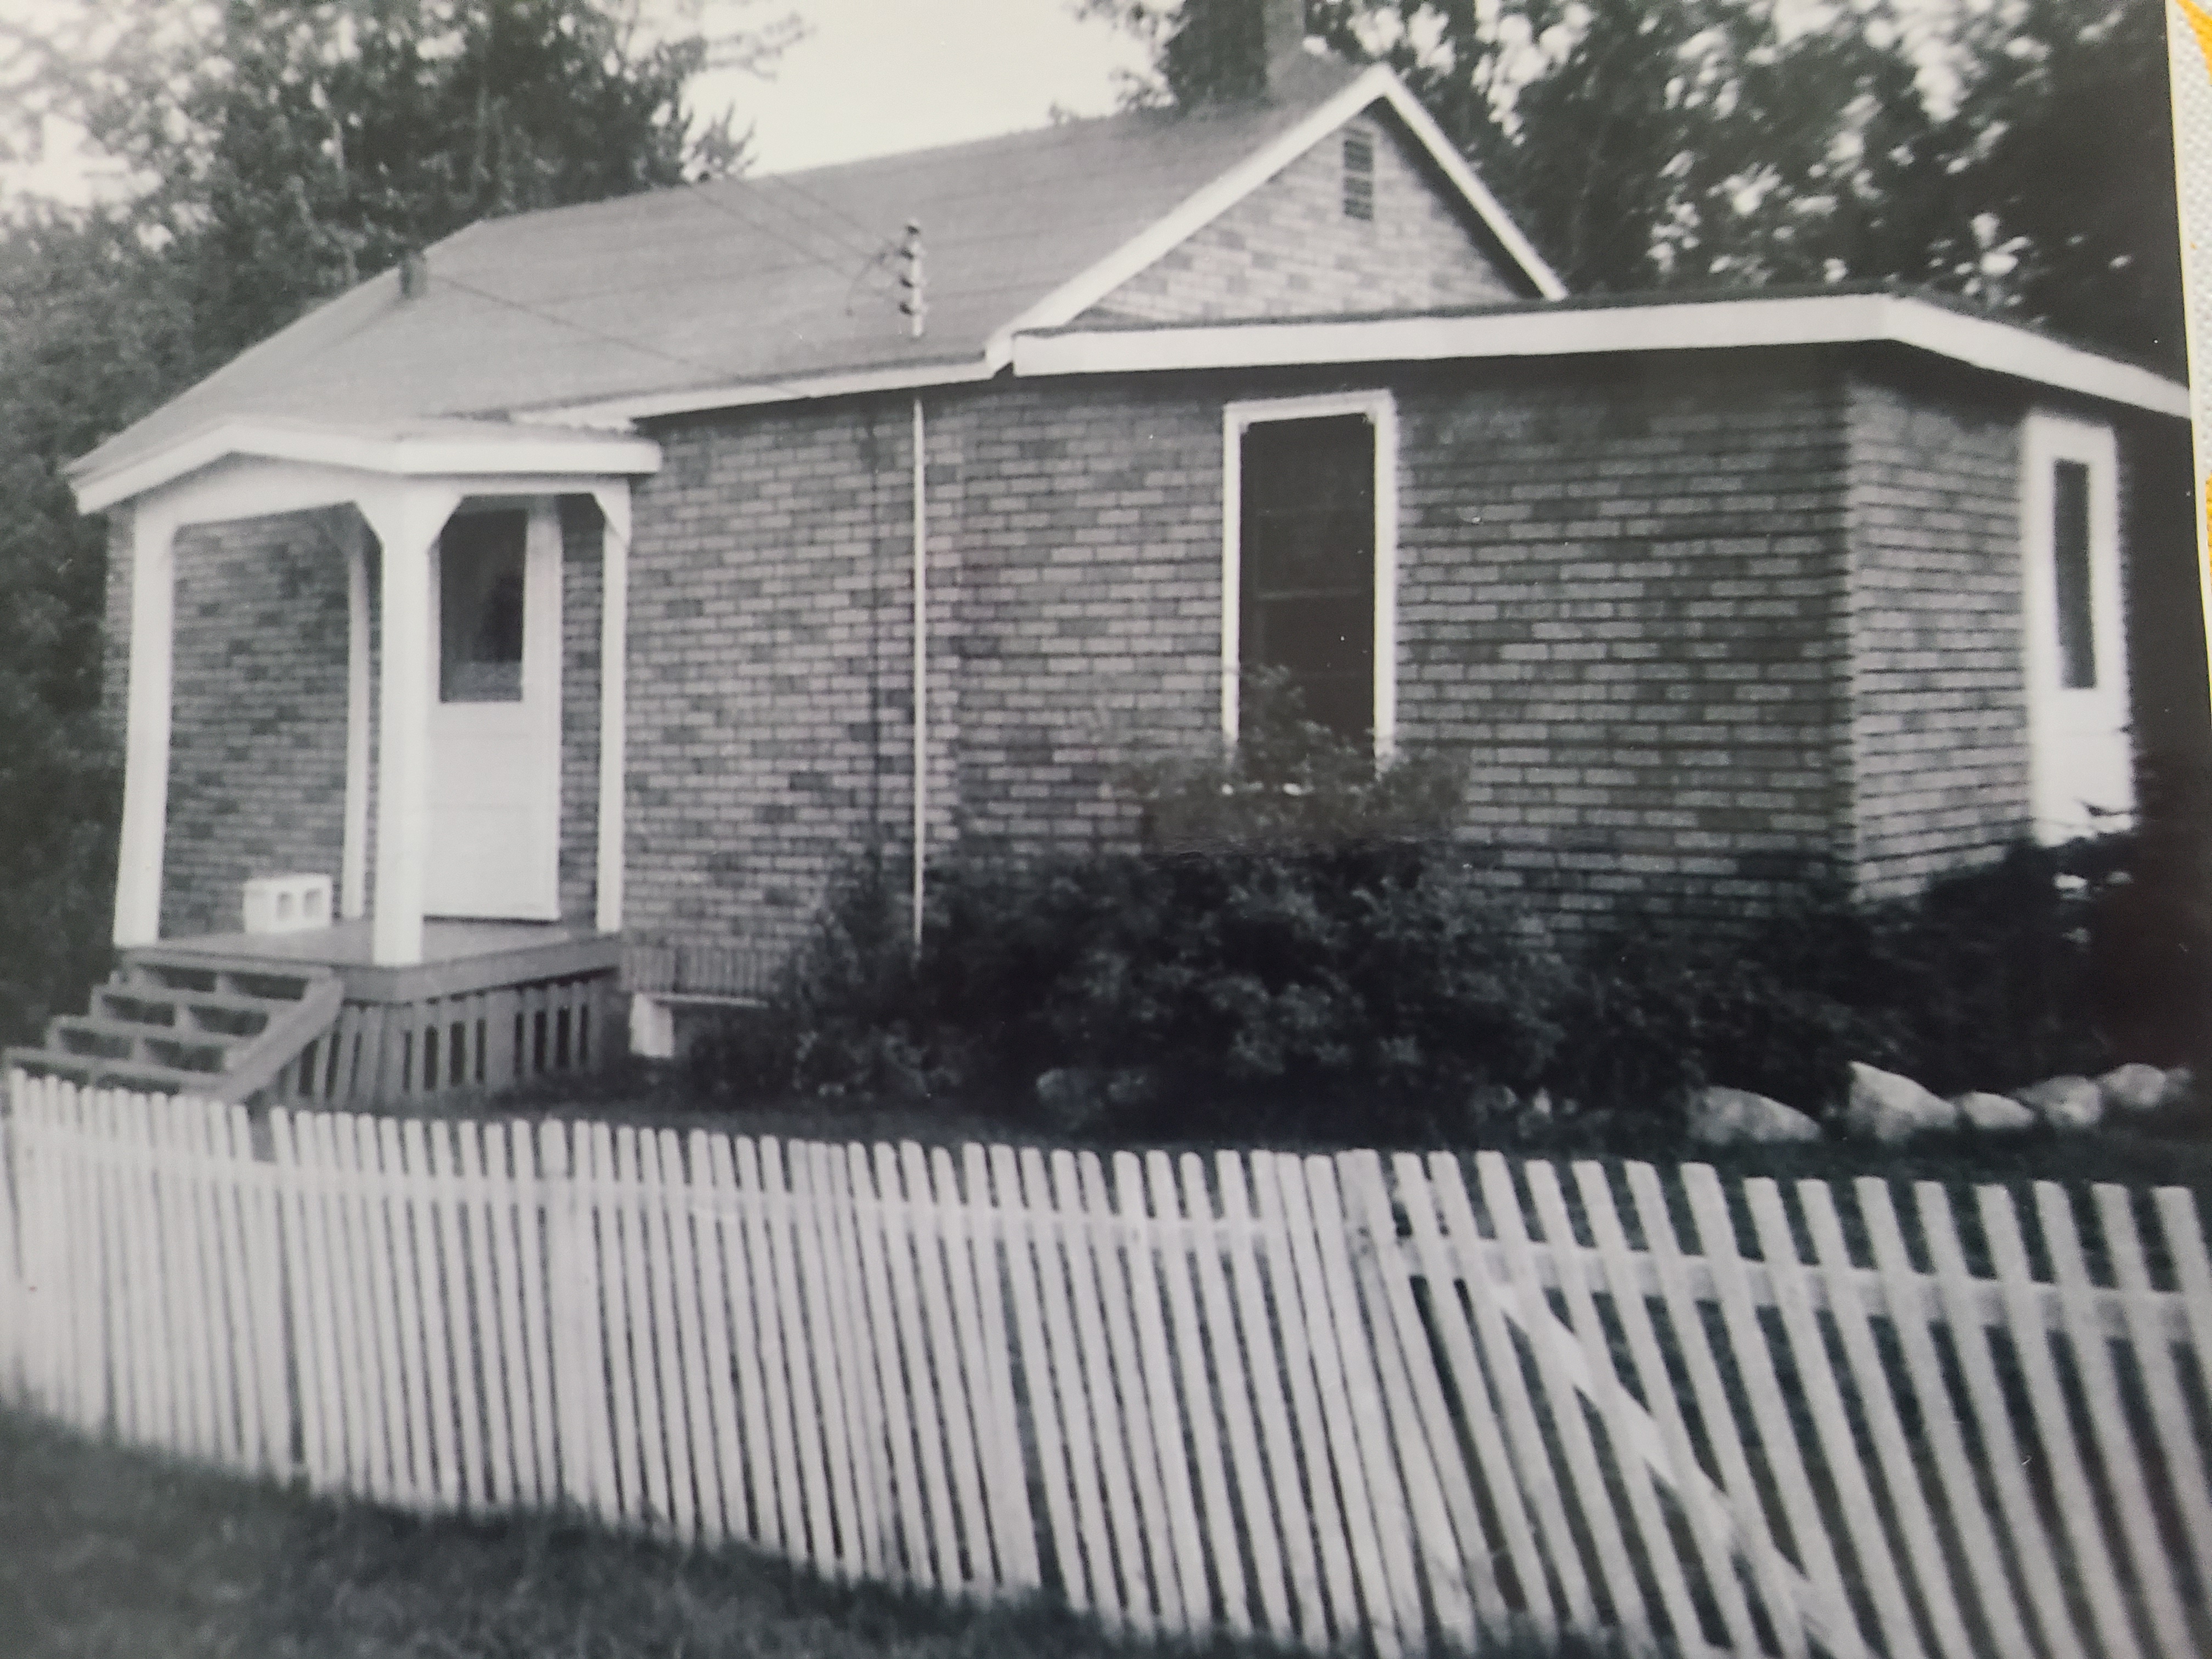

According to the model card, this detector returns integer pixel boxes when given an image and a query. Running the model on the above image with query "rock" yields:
[2015,1074,2104,1131]
[1846,1063,1959,1144]
[2099,1062,2169,1115]
[1955,1091,2038,1134]
[1689,1086,1821,1147]
[2162,1066,2199,1110]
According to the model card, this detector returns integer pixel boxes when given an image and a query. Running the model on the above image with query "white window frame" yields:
[1221,390,1398,754]
[2021,410,2131,841]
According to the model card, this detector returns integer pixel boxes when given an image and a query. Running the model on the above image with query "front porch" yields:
[7,921,624,1109]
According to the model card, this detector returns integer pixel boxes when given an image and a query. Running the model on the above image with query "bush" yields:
[698,692,2203,1148]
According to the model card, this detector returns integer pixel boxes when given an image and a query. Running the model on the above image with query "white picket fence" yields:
[4,1072,2211,1659]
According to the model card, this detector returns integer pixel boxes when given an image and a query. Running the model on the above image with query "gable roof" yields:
[71,55,1561,511]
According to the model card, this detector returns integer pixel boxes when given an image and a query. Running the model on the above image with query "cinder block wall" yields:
[160,509,353,939]
[1844,363,2031,899]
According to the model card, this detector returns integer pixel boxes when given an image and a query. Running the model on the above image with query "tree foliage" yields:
[1095,0,2182,368]
[0,0,778,1042]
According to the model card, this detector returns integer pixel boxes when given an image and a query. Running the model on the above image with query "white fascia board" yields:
[1372,79,1565,300]
[73,419,662,515]
[522,357,1002,429]
[1011,292,2191,419]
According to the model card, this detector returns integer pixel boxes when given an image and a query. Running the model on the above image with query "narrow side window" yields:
[2051,457,2096,689]
[1239,413,1376,742]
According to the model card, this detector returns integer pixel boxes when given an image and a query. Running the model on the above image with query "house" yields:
[13,5,2200,1098]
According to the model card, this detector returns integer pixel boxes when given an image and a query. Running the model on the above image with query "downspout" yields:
[911,393,927,954]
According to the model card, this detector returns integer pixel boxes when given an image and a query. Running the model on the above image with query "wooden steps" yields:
[6,948,343,1104]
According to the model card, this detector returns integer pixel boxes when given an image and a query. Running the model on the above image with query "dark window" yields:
[1240,414,1375,742]
[439,510,527,703]
[1342,128,1374,221]
[2052,459,2096,689]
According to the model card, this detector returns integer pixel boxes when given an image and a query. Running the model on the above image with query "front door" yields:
[424,500,562,919]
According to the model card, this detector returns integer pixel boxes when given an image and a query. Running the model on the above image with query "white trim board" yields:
[1013,291,2190,419]
[73,418,661,516]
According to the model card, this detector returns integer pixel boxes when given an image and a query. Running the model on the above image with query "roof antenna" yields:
[899,221,926,338]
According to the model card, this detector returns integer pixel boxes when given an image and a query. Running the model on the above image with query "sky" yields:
[0,0,1150,208]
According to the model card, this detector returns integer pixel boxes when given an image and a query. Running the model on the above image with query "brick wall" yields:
[623,354,1877,966]
[559,496,603,926]
[1396,354,1857,926]
[161,508,353,939]
[623,400,918,972]
[1844,364,2032,899]
[1084,109,1521,325]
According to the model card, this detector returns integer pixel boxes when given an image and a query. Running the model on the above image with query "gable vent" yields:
[1342,127,1375,221]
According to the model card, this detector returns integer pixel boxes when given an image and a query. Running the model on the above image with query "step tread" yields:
[94,988,278,1036]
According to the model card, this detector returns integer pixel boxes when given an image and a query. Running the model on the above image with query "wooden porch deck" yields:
[139,919,620,1006]
[124,921,625,1108]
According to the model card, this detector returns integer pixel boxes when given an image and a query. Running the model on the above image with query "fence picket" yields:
[930,1145,1005,1595]
[639,1130,698,1542]
[1681,1165,1867,1654]
[376,1117,431,1505]
[1742,1179,1923,1659]
[1150,1150,1248,1637]
[1523,1160,1702,1655]
[1916,1181,2089,1659]
[1855,1177,2039,1659]
[507,1123,557,1511]
[1015,1145,1116,1623]
[743,1137,805,1559]
[672,1130,731,1547]
[1479,1152,1650,1647]
[687,1132,743,1545]
[1107,1148,1201,1633]
[712,1133,775,1547]
[2096,1185,2212,1609]
[1186,1152,1297,1642]
[428,1121,486,1509]
[2035,1182,2191,1658]
[1076,1149,1175,1630]
[1795,1180,1974,1659]
[816,1142,885,1576]
[1574,1161,1762,1658]
[853,1141,928,1586]
[962,1143,1037,1593]
[610,1126,668,1531]
[1978,1184,2143,1659]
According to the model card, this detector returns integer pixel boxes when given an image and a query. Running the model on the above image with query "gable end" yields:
[1077,104,1526,326]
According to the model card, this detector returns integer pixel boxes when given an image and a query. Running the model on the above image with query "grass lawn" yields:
[0,1409,1256,1659]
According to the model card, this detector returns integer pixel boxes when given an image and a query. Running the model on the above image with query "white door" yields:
[424,499,562,919]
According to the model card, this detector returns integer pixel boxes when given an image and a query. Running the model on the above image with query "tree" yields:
[0,0,788,1042]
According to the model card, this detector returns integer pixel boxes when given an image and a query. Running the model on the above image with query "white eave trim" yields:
[1010,291,2190,419]
[522,356,1003,430]
[72,419,662,515]
[984,64,1562,363]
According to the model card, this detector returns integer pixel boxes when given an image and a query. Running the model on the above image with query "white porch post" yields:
[360,486,458,967]
[112,503,178,946]
[589,484,629,935]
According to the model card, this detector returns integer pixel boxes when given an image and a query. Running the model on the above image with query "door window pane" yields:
[440,510,527,703]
